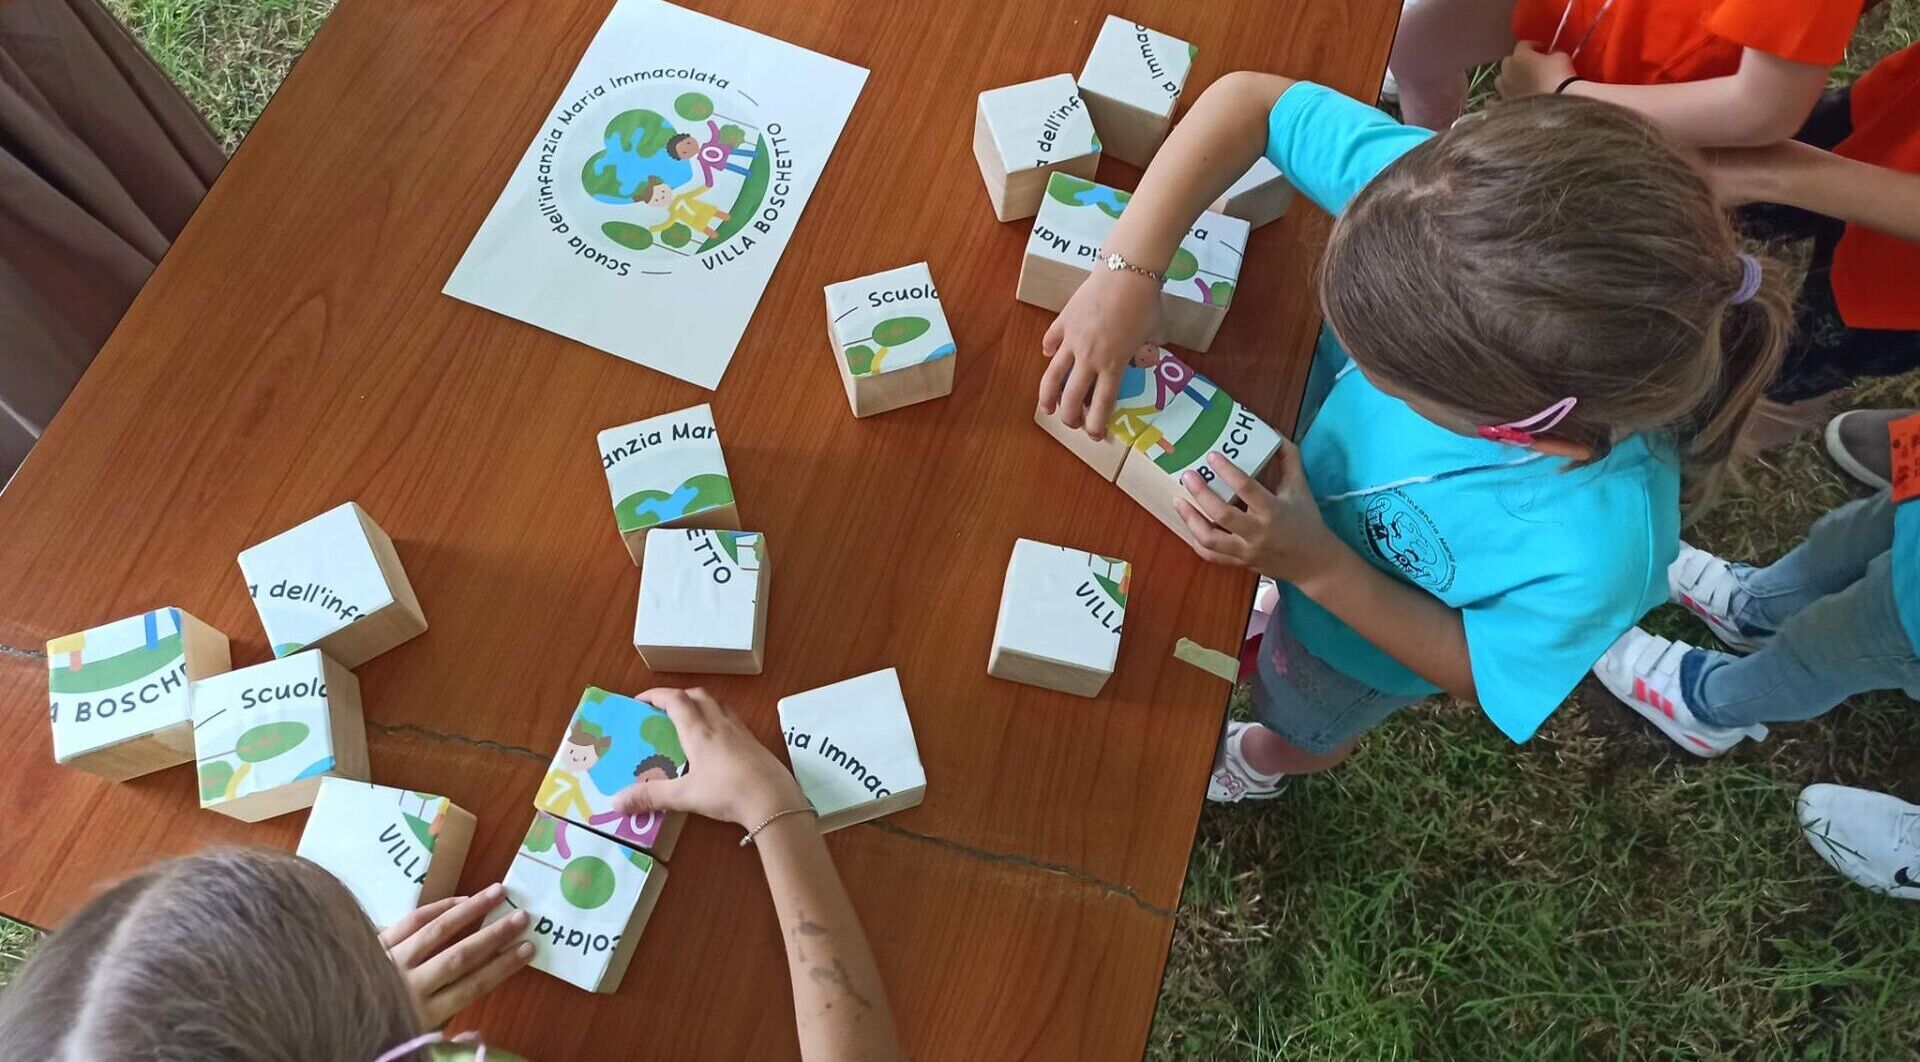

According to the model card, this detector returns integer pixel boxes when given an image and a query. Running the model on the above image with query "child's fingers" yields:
[381,896,462,950]
[411,905,530,1000]
[424,938,535,1024]
[1038,349,1074,414]
[614,773,689,815]
[1086,369,1121,441]
[1058,359,1101,430]
[1180,471,1251,533]
[1042,316,1066,357]
[640,687,715,741]
[389,885,505,970]
[1175,501,1248,566]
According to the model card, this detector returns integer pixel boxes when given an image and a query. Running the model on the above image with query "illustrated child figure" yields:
[1040,73,1788,802]
[1594,414,1920,756]
[535,715,612,820]
[667,120,758,185]
[635,175,729,240]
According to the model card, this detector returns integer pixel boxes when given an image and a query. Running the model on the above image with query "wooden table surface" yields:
[0,0,1393,1056]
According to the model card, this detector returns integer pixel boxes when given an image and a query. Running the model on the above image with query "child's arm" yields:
[616,689,905,1062]
[1040,71,1295,440]
[1497,43,1827,147]
[1708,139,1920,241]
[1179,452,1479,701]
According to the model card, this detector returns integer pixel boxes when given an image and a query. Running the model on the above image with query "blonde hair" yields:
[0,847,424,1061]
[1321,94,1791,515]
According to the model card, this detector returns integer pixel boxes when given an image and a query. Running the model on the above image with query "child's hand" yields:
[1172,447,1340,583]
[1495,42,1576,100]
[1039,267,1167,439]
[381,886,533,1028]
[614,687,810,830]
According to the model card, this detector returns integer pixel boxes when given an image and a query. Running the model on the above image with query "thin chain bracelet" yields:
[740,806,817,847]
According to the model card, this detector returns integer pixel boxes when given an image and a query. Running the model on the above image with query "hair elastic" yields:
[1732,253,1763,305]
[1478,396,1579,446]
[375,1030,486,1062]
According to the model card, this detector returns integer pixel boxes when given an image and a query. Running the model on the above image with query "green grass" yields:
[5,3,1919,1056]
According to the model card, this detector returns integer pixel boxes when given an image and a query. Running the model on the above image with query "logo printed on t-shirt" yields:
[1360,491,1457,593]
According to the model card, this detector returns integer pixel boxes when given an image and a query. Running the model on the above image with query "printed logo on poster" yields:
[537,68,794,277]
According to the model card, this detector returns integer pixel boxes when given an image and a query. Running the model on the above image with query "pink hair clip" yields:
[1478,396,1578,447]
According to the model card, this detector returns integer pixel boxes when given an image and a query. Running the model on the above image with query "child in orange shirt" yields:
[1390,0,1864,142]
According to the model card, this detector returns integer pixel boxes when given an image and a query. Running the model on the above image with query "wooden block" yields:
[46,607,233,780]
[1017,173,1249,351]
[989,539,1129,697]
[484,811,667,994]
[1077,15,1194,167]
[1035,345,1196,480]
[823,262,957,417]
[597,404,739,565]
[238,501,428,668]
[534,687,690,858]
[632,528,769,676]
[191,650,370,823]
[1209,157,1293,230]
[974,74,1101,222]
[1117,372,1286,547]
[778,668,925,832]
[295,778,477,929]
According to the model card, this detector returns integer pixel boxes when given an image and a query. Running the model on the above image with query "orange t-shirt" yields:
[1511,0,1863,85]
[1831,43,1920,331]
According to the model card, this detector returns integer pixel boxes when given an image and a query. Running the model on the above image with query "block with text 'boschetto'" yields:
[485,812,667,993]
[779,668,925,832]
[1118,370,1285,547]
[1017,173,1248,351]
[633,529,769,675]
[598,403,739,565]
[823,262,956,417]
[989,539,1129,697]
[46,607,232,780]
[535,687,689,858]
[1077,15,1195,166]
[974,74,1101,222]
[296,778,476,929]
[238,502,427,668]
[1210,157,1294,230]
[191,650,369,822]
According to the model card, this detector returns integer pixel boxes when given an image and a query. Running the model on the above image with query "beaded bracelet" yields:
[740,806,817,847]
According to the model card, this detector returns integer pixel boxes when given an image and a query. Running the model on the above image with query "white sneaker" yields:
[1668,543,1768,653]
[1207,721,1289,803]
[1797,783,1920,901]
[1591,628,1767,757]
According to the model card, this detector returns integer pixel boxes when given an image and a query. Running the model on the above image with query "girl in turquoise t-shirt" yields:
[1040,74,1792,801]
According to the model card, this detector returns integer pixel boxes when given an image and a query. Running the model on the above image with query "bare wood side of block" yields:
[976,110,1101,222]
[851,355,956,418]
[973,108,1011,220]
[637,644,764,675]
[178,611,235,682]
[355,504,429,637]
[323,653,372,782]
[1213,179,1294,230]
[648,811,689,861]
[1081,90,1170,168]
[1116,453,1201,548]
[1015,251,1092,314]
[66,734,196,781]
[1161,296,1229,353]
[1035,404,1130,481]
[619,501,742,565]
[421,802,477,905]
[987,643,1112,698]
[598,862,670,994]
[816,786,927,833]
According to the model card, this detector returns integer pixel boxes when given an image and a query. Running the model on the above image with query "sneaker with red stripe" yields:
[1591,628,1768,758]
[1668,543,1767,654]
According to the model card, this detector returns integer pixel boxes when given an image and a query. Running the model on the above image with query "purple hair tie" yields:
[374,1030,485,1062]
[1732,253,1763,305]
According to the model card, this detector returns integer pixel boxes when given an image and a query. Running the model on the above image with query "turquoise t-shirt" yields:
[1896,500,1920,654]
[1267,83,1682,743]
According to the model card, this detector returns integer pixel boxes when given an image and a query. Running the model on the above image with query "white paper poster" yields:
[444,0,868,389]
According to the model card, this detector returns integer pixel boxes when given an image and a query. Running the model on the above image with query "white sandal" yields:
[1207,721,1290,803]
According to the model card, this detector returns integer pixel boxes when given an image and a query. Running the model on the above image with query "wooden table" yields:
[0,0,1392,1056]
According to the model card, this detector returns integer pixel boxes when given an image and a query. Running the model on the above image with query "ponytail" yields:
[1681,247,1792,518]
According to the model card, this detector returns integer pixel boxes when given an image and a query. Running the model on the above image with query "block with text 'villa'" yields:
[297,778,476,929]
[238,502,427,668]
[47,607,232,780]
[778,668,925,832]
[989,539,1129,697]
[598,404,740,565]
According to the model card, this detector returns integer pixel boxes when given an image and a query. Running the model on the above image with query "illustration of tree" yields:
[1166,248,1199,282]
[840,317,930,377]
[659,223,694,248]
[676,92,752,138]
[525,815,558,853]
[199,761,234,801]
[607,108,676,157]
[560,856,617,909]
[640,713,685,767]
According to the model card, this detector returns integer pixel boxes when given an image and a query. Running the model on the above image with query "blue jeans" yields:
[1682,493,1920,727]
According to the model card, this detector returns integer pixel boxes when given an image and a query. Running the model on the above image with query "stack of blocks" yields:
[46,608,232,780]
[191,649,371,822]
[1018,173,1249,351]
[598,404,738,565]
[989,539,1129,697]
[488,687,685,992]
[238,502,428,668]
[823,262,957,417]
[633,528,771,675]
[973,74,1101,222]
[1076,16,1195,167]
[779,668,926,831]
[296,778,477,929]
[1038,347,1284,547]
